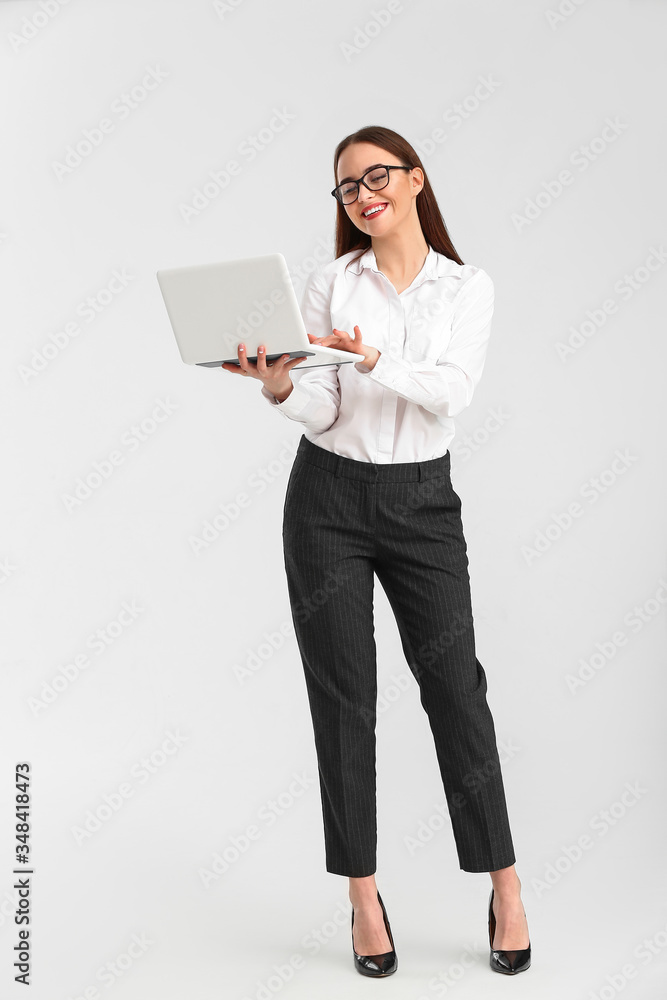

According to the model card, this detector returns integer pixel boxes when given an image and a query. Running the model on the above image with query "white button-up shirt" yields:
[261,244,494,463]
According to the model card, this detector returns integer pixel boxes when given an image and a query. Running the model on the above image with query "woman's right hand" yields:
[220,335,319,396]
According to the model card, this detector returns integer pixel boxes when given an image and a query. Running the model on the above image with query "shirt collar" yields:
[347,244,461,285]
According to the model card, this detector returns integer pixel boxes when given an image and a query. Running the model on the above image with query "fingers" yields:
[237,342,261,379]
[220,344,307,377]
[278,354,308,371]
[255,344,268,375]
[219,343,253,375]
[251,345,309,379]
[306,328,353,349]
[257,345,291,373]
[237,343,252,376]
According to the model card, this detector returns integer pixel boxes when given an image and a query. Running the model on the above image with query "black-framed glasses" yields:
[331,164,413,205]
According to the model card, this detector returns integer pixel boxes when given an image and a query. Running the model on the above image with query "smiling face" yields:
[335,142,423,235]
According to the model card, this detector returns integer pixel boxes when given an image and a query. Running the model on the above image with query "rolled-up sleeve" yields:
[356,269,495,418]
[261,268,341,433]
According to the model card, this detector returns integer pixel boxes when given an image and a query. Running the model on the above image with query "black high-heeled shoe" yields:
[488,888,531,974]
[351,890,398,977]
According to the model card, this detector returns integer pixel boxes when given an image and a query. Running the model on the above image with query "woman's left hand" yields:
[312,326,380,368]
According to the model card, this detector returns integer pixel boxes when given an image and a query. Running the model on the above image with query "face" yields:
[335,142,423,234]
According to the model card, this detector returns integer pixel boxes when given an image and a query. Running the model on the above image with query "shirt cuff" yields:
[355,351,406,385]
[260,382,313,418]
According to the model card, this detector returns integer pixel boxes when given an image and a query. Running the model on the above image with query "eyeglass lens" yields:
[337,167,389,204]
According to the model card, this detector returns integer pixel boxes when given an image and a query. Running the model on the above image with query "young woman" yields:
[222,125,531,978]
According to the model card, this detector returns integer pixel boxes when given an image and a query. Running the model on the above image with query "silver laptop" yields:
[156,252,366,369]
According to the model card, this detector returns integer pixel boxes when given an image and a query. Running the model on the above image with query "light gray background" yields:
[1,1,666,997]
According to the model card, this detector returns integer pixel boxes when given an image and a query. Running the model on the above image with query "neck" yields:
[370,211,429,279]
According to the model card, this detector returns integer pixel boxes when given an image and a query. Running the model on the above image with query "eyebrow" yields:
[336,162,386,185]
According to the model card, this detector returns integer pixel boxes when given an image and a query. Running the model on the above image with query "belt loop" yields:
[418,462,425,482]
[334,455,343,478]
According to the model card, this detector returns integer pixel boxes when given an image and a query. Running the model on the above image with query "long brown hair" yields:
[332,125,464,271]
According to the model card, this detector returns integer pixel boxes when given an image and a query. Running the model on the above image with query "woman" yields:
[222,125,531,978]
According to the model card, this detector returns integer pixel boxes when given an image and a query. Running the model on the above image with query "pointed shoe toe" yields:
[488,889,531,975]
[490,945,531,975]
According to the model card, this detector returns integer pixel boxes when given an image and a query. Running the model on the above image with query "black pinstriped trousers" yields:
[282,434,516,877]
